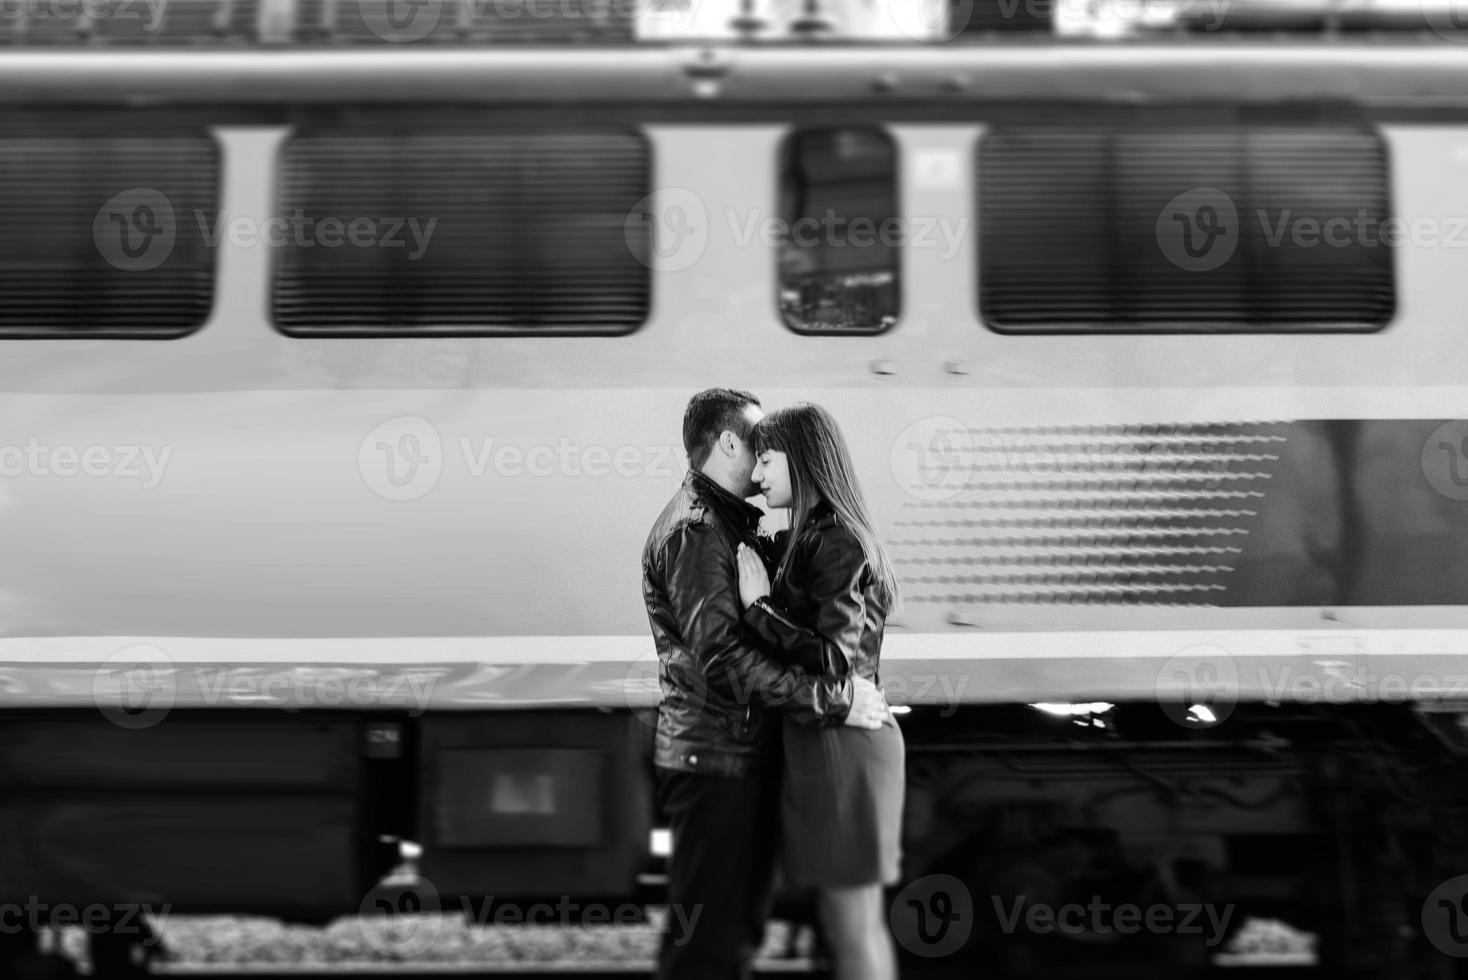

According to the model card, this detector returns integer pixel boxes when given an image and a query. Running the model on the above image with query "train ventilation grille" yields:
[891,422,1290,606]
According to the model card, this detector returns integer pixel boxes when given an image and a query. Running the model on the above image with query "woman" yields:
[733,402,904,980]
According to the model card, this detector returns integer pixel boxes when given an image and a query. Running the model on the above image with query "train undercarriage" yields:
[3,701,1468,977]
[898,702,1468,978]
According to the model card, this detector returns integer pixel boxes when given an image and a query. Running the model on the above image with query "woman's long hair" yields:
[752,403,900,611]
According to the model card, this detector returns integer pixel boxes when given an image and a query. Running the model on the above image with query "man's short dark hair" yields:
[683,388,761,470]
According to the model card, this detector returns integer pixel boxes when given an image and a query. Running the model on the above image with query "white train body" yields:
[2,48,1468,975]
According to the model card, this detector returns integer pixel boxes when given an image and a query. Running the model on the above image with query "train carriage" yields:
[3,21,1468,977]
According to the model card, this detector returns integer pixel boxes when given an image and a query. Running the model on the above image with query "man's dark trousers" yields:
[655,766,780,980]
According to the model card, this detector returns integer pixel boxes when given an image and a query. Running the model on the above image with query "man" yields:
[642,388,891,980]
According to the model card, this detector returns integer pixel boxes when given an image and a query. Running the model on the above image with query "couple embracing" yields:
[641,388,904,980]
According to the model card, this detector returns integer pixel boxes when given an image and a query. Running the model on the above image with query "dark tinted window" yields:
[979,125,1394,332]
[0,130,217,338]
[779,128,899,334]
[946,0,1052,34]
[272,129,650,336]
[0,0,260,44]
[291,0,633,44]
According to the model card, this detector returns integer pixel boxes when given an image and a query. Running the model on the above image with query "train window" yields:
[0,0,262,44]
[271,129,649,336]
[292,0,633,43]
[978,125,1395,332]
[0,130,218,339]
[778,128,900,335]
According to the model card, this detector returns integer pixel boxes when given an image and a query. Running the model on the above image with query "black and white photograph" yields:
[1,2,1468,977]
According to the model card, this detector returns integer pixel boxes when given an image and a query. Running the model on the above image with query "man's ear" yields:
[718,430,738,457]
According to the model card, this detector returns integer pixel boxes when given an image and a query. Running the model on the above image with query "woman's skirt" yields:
[779,716,905,889]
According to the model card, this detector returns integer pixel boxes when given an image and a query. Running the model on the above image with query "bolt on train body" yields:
[5,3,1468,976]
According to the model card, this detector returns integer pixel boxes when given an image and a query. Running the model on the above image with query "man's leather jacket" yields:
[642,471,854,777]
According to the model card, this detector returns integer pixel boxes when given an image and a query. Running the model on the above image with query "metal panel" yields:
[0,797,359,912]
[419,711,652,898]
[435,747,606,847]
[0,717,360,790]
